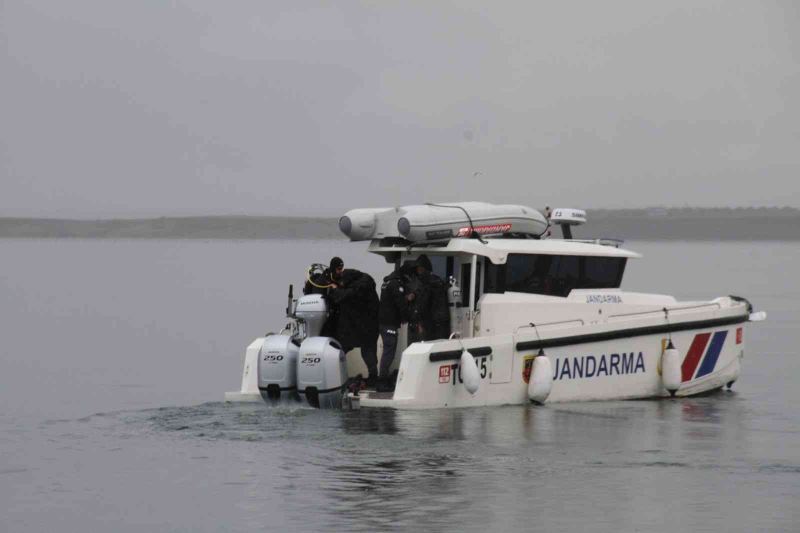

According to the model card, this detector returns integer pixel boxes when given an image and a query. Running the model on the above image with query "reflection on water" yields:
[4,382,799,532]
[680,396,724,423]
[340,408,399,436]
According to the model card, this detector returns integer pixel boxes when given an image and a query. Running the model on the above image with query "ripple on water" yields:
[757,463,800,474]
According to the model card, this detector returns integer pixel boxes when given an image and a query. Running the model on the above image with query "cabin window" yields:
[550,255,580,295]
[427,255,448,281]
[484,260,505,294]
[582,257,626,288]
[445,256,454,280]
[486,254,626,297]
[460,263,471,307]
[506,254,555,294]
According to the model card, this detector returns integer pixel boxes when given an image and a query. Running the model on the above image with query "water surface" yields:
[1,239,797,531]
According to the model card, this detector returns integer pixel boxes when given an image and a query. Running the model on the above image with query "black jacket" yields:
[420,272,451,341]
[405,274,430,327]
[379,270,408,328]
[328,269,379,352]
[427,274,450,324]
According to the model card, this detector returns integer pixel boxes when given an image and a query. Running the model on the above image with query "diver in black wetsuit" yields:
[377,261,415,392]
[327,257,380,386]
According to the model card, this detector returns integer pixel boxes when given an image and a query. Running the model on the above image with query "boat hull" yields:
[359,315,748,409]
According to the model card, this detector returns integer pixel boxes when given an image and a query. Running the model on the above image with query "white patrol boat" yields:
[225,202,766,409]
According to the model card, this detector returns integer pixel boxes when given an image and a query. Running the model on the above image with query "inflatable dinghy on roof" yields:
[338,202,548,242]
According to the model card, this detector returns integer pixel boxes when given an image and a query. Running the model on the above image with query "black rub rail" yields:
[427,315,748,362]
[429,346,492,362]
[515,315,749,352]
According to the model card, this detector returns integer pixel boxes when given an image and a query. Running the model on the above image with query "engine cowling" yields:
[296,336,347,408]
[257,334,301,402]
[294,294,328,338]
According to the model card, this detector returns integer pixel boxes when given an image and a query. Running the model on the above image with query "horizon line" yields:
[1,205,798,221]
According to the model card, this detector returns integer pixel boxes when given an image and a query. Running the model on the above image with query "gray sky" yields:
[2,1,799,217]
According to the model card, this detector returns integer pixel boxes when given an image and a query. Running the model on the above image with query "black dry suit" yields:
[405,273,430,335]
[328,269,379,353]
[421,272,451,341]
[379,270,409,328]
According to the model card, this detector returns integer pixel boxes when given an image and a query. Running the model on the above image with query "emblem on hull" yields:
[522,355,535,384]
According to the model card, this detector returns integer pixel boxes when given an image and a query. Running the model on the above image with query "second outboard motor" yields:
[257,335,301,402]
[294,294,328,338]
[296,337,347,408]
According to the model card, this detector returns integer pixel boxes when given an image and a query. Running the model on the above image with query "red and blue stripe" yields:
[681,330,728,382]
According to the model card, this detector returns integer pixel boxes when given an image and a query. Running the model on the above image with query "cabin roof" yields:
[367,237,641,264]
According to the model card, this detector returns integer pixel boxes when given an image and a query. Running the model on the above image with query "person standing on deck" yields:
[415,254,451,341]
[405,261,430,345]
[327,257,380,387]
[377,261,414,392]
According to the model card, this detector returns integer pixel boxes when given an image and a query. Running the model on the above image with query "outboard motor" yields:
[296,337,347,408]
[294,294,328,338]
[257,334,301,402]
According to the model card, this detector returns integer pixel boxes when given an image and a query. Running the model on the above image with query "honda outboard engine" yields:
[257,334,301,402]
[294,294,328,338]
[296,337,347,408]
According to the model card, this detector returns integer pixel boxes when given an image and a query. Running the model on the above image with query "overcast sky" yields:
[2,1,799,217]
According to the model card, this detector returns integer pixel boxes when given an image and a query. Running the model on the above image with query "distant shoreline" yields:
[0,208,798,241]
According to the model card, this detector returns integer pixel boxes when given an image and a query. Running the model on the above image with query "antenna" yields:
[548,208,587,239]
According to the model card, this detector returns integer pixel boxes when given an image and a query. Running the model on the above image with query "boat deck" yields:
[364,391,394,400]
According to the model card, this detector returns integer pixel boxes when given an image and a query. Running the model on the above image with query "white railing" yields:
[607,302,722,322]
[514,318,586,335]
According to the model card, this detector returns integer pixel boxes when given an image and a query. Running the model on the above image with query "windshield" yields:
[484,254,626,297]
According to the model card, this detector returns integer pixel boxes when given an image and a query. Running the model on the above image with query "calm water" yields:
[1,239,798,532]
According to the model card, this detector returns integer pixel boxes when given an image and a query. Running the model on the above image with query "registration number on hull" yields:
[439,357,488,386]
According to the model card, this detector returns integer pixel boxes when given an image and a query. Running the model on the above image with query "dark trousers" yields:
[360,340,378,378]
[379,326,399,378]
[424,320,451,341]
[407,322,425,345]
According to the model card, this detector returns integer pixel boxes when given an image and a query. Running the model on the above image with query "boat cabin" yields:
[367,237,640,340]
[338,202,640,343]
